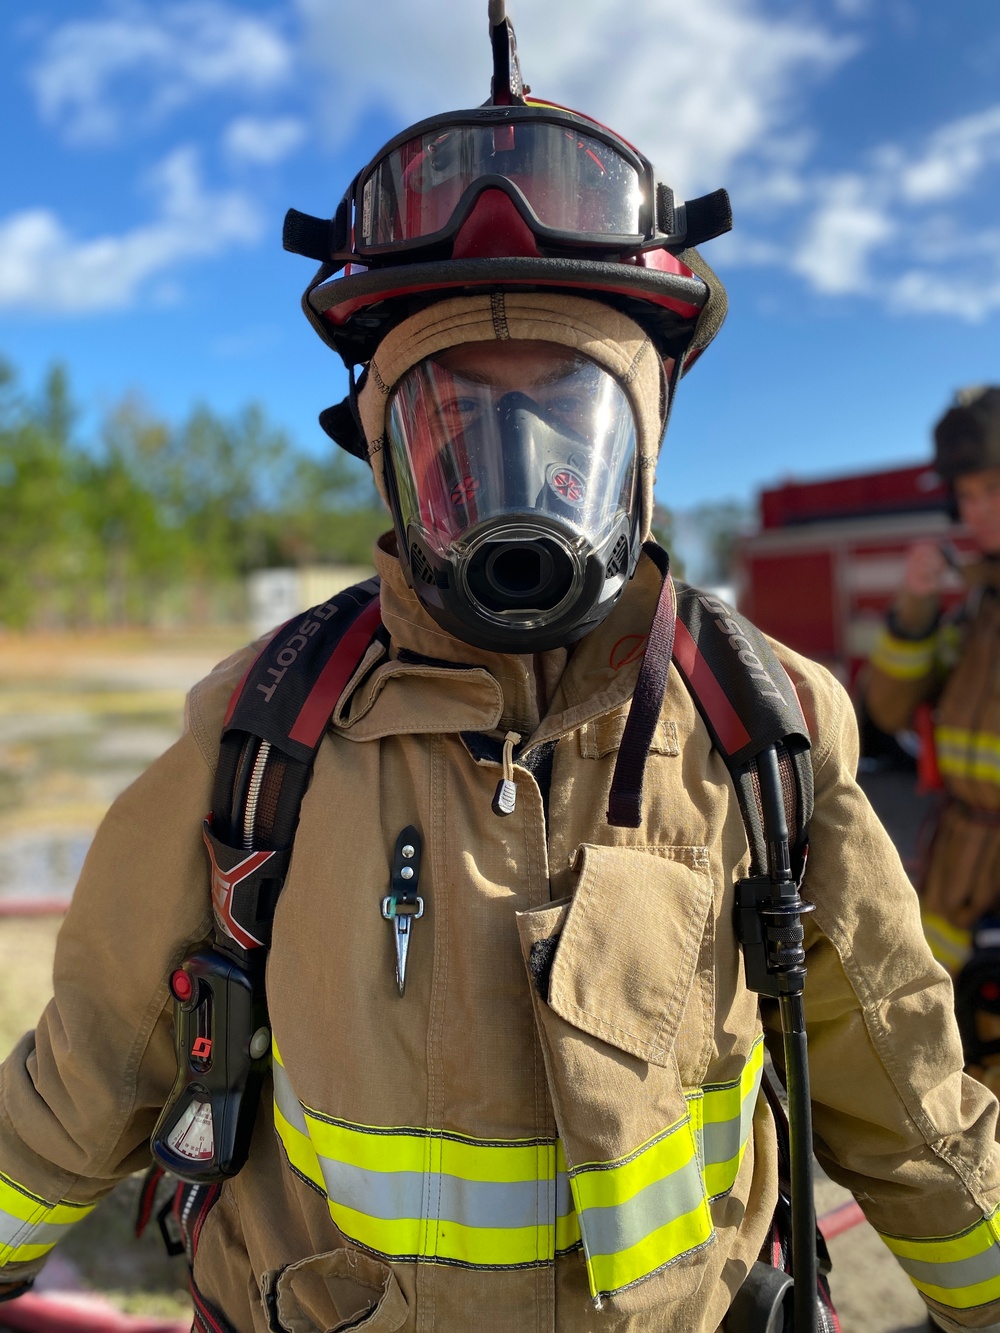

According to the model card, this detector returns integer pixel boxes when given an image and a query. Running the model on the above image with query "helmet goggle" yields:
[344,106,667,261]
[384,344,641,649]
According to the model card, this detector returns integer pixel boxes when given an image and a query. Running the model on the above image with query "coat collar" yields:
[330,535,664,747]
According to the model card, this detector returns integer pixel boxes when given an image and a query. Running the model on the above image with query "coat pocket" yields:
[262,1247,408,1333]
[516,843,718,1311]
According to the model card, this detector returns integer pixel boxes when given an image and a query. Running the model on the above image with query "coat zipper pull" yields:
[381,826,423,996]
[492,731,521,817]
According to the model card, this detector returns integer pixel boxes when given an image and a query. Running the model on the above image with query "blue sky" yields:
[1,0,998,515]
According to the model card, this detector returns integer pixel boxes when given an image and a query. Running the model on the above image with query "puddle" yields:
[0,828,93,906]
[0,681,186,901]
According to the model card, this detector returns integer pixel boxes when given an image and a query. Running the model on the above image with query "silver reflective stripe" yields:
[701,1071,759,1195]
[274,1056,575,1224]
[316,1159,558,1230]
[555,1170,573,1219]
[703,1116,742,1179]
[273,1059,309,1135]
[578,1151,707,1257]
[893,1247,1000,1292]
[0,1207,76,1252]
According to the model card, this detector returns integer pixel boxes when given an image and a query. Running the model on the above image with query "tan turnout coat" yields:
[866,566,1000,948]
[3,544,1000,1332]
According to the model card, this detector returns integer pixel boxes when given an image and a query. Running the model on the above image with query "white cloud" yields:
[888,268,1000,321]
[31,2,293,143]
[782,101,1000,318]
[295,0,853,197]
[898,105,1000,204]
[223,115,306,165]
[0,147,261,312]
[792,175,895,293]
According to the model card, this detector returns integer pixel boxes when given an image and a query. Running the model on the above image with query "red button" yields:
[171,969,194,1002]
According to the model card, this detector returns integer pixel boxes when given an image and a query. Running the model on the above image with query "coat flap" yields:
[546,843,713,1067]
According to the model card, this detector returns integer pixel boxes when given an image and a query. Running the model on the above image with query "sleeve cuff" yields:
[870,626,937,680]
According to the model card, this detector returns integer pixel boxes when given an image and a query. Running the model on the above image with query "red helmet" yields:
[283,5,731,380]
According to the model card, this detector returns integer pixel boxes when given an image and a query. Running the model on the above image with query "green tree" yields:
[91,398,183,625]
[0,363,102,628]
[270,450,387,567]
[0,352,389,630]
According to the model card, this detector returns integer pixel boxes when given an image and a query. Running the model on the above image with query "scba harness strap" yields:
[149,570,830,1332]
[150,581,384,1184]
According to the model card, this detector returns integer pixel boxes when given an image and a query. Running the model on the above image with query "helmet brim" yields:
[305,256,707,368]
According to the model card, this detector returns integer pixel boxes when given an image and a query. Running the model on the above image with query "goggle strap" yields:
[283,198,352,263]
[682,189,733,248]
[283,208,334,262]
[655,184,675,237]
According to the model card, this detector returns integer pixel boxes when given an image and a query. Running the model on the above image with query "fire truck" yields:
[735,461,974,689]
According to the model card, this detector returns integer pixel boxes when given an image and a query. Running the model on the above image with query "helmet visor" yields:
[359,117,647,252]
[386,344,638,555]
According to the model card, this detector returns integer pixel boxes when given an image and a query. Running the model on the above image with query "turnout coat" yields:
[3,542,1000,1332]
[866,561,1000,966]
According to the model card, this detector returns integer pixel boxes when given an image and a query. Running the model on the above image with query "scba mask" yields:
[385,340,641,653]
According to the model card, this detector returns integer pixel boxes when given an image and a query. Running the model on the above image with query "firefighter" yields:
[3,13,1000,1333]
[865,388,1000,1059]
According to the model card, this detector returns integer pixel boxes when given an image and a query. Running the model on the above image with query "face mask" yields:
[384,341,640,652]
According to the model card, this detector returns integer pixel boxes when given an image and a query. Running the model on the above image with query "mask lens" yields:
[360,120,644,248]
[386,343,638,557]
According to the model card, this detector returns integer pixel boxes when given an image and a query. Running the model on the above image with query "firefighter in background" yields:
[864,386,1000,1093]
[3,10,1000,1331]
[865,388,1000,1047]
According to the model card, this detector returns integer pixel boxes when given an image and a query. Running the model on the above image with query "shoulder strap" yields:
[671,580,813,875]
[606,549,813,869]
[205,578,383,954]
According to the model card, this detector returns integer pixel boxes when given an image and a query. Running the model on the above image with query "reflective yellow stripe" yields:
[0,1172,95,1266]
[871,629,937,680]
[700,1036,764,1199]
[271,1039,760,1292]
[879,1208,1000,1309]
[572,1113,713,1296]
[306,1114,554,1183]
[922,910,973,976]
[273,1052,574,1267]
[327,1199,556,1267]
[936,726,1000,787]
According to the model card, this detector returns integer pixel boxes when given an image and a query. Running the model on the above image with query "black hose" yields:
[757,746,817,1333]
[781,994,818,1333]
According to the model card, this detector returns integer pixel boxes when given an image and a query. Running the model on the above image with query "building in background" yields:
[247,564,375,639]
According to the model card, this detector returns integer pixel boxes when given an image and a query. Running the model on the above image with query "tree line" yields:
[0,358,386,630]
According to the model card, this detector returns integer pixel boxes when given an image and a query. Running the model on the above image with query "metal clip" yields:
[381,826,423,996]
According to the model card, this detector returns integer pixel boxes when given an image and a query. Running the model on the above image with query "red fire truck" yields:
[736,461,974,688]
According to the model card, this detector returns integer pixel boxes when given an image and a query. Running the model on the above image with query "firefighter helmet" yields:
[282,3,731,379]
[934,387,1000,483]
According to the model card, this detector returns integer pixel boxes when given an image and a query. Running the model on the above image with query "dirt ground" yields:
[0,630,951,1329]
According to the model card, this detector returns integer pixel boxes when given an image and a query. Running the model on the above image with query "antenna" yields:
[489,0,526,105]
